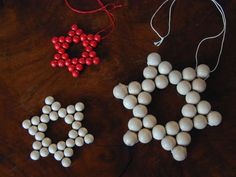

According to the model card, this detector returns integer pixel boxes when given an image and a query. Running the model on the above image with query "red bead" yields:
[80,34,87,41]
[79,58,86,64]
[90,41,97,48]
[72,71,79,78]
[93,57,100,65]
[58,48,65,54]
[87,34,94,41]
[62,53,69,60]
[82,52,88,58]
[72,58,78,65]
[73,36,80,43]
[54,43,61,50]
[71,24,78,31]
[62,43,69,49]
[54,54,61,60]
[58,60,65,67]
[59,36,65,43]
[94,34,101,42]
[65,36,72,43]
[65,59,71,66]
[76,29,83,36]
[75,64,83,71]
[51,60,58,68]
[85,46,93,52]
[85,58,93,66]
[68,30,75,37]
[51,37,58,44]
[82,40,90,47]
[89,51,96,58]
[68,64,75,72]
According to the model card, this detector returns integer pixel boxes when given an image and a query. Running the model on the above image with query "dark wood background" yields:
[0,0,235,177]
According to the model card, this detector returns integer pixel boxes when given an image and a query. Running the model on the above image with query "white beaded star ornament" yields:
[22,96,94,167]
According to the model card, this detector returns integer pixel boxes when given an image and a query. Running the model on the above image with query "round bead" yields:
[155,75,169,89]
[40,147,49,157]
[75,102,85,112]
[141,79,155,92]
[123,131,138,146]
[128,118,142,132]
[38,123,47,132]
[64,115,74,124]
[161,136,176,151]
[40,114,50,123]
[64,148,73,157]
[207,111,222,126]
[42,105,51,114]
[31,116,40,125]
[68,130,78,139]
[138,128,152,144]
[181,104,197,118]
[123,95,137,110]
[58,108,67,118]
[176,132,191,146]
[57,141,66,151]
[32,141,42,150]
[138,92,152,105]
[49,111,59,121]
[42,137,51,147]
[197,100,211,115]
[197,64,210,79]
[35,132,45,141]
[171,146,187,161]
[147,52,161,66]
[22,119,31,129]
[30,151,40,160]
[72,121,82,130]
[84,134,94,144]
[177,81,191,95]
[185,91,201,104]
[54,151,64,161]
[48,144,57,154]
[74,112,84,121]
[78,127,88,137]
[192,78,206,93]
[193,115,208,129]
[143,66,158,79]
[158,61,172,75]
[132,105,148,118]
[75,137,84,147]
[61,158,71,167]
[66,139,75,148]
[113,83,128,99]
[66,105,75,114]
[51,101,61,111]
[179,117,193,132]
[152,125,166,140]
[128,81,142,95]
[28,126,38,136]
[165,121,180,135]
[45,96,54,105]
[143,115,157,128]
[182,67,196,81]
[168,70,182,85]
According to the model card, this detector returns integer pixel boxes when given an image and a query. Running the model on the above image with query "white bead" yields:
[68,130,78,139]
[49,111,59,121]
[61,157,71,167]
[182,67,196,81]
[72,121,82,130]
[141,79,155,93]
[64,148,73,157]
[84,134,94,144]
[40,114,50,123]
[138,128,152,144]
[158,61,172,75]
[45,96,55,105]
[177,81,191,95]
[54,151,64,161]
[176,132,191,146]
[40,147,49,157]
[165,121,180,135]
[171,146,187,161]
[137,92,152,105]
[74,112,84,121]
[147,52,161,66]
[64,115,74,124]
[57,141,66,150]
[42,105,51,114]
[75,102,85,112]
[197,100,211,115]
[51,101,61,111]
[28,126,38,136]
[78,127,88,137]
[128,81,141,95]
[48,144,57,154]
[193,115,207,129]
[143,66,158,79]
[207,111,222,126]
[143,115,157,128]
[181,104,197,118]
[22,119,31,129]
[179,117,193,132]
[66,139,75,148]
[185,91,201,104]
[75,137,84,147]
[123,95,137,110]
[132,105,148,118]
[192,78,206,93]
[42,137,51,147]
[161,136,176,151]
[152,125,166,140]
[35,132,45,141]
[155,75,169,89]
[123,131,138,146]
[31,116,40,125]
[32,141,42,150]
[58,108,67,118]
[30,150,40,160]
[128,118,142,132]
[168,70,182,85]
[113,83,128,99]
[67,105,75,114]
[197,64,210,79]
[38,123,47,132]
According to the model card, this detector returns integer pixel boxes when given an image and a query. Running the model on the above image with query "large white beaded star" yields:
[113,52,222,161]
[22,96,94,167]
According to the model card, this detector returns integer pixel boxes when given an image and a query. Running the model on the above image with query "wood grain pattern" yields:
[0,0,235,177]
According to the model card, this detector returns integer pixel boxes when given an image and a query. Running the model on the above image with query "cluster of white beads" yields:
[113,52,222,161]
[22,96,94,167]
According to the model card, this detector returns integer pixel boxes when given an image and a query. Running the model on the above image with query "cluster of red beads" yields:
[50,24,101,78]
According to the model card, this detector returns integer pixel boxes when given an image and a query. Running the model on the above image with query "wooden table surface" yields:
[0,0,235,177]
